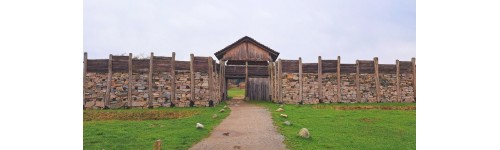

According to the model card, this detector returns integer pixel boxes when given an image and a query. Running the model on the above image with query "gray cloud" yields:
[84,0,415,63]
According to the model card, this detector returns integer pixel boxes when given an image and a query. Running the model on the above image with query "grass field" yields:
[83,103,230,150]
[227,87,245,99]
[252,101,416,150]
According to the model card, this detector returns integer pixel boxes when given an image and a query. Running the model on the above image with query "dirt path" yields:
[190,99,286,150]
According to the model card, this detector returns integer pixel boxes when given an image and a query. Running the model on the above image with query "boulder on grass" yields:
[280,114,288,118]
[298,128,310,138]
[212,114,218,119]
[284,121,291,126]
[196,123,204,129]
[219,109,225,113]
[276,108,284,112]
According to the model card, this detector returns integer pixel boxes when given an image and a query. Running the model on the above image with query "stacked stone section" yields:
[84,54,221,109]
[321,73,338,103]
[84,72,107,109]
[379,64,398,102]
[340,64,357,103]
[302,73,319,104]
[400,61,415,102]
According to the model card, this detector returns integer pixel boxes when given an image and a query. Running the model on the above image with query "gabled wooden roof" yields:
[214,36,280,61]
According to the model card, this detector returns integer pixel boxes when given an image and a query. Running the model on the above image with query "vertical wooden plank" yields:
[336,56,341,103]
[268,62,273,100]
[153,140,161,150]
[356,60,361,103]
[105,54,112,108]
[171,52,176,102]
[412,57,416,101]
[278,59,283,103]
[396,59,400,102]
[149,52,154,107]
[245,61,249,99]
[128,53,133,107]
[220,60,225,101]
[83,52,87,106]
[208,57,213,101]
[374,57,381,103]
[318,56,322,102]
[298,57,303,102]
[190,54,195,101]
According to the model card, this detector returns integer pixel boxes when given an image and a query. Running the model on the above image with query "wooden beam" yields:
[105,54,112,108]
[318,56,322,102]
[356,60,361,103]
[220,60,226,101]
[268,62,273,100]
[148,52,154,107]
[299,57,303,102]
[412,57,416,102]
[337,56,341,103]
[278,59,283,103]
[83,52,87,106]
[128,53,132,107]
[245,61,249,99]
[208,57,213,102]
[396,59,400,102]
[190,54,195,101]
[374,57,381,103]
[171,52,176,102]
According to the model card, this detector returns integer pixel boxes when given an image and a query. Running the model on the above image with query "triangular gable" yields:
[214,36,280,61]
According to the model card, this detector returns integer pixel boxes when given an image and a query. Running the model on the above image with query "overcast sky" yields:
[84,0,415,64]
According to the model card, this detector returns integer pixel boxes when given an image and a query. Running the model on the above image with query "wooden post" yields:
[105,54,112,108]
[396,59,400,102]
[153,140,161,150]
[220,60,226,101]
[412,57,416,101]
[208,57,213,101]
[318,56,322,101]
[245,61,249,99]
[356,60,361,103]
[269,62,273,100]
[336,56,341,103]
[148,52,154,107]
[278,59,283,103]
[83,52,87,106]
[128,53,133,107]
[298,57,303,102]
[171,52,176,102]
[374,57,381,103]
[190,54,195,101]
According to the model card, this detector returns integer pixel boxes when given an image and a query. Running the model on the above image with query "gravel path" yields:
[190,99,286,150]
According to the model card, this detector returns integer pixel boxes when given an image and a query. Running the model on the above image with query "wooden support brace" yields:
[278,59,283,103]
[171,52,176,102]
[336,56,341,103]
[208,57,213,101]
[396,59,400,102]
[318,56,322,102]
[299,57,303,102]
[105,54,112,108]
[190,54,195,101]
[148,52,154,107]
[83,52,87,106]
[128,53,132,107]
[356,60,361,103]
[412,57,416,102]
[374,57,381,103]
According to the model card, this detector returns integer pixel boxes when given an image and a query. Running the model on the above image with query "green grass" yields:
[83,103,230,150]
[252,101,416,150]
[227,88,245,99]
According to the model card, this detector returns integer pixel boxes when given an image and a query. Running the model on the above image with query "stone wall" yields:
[84,72,107,109]
[109,73,129,108]
[174,71,191,107]
[131,73,148,108]
[151,72,173,107]
[302,73,319,104]
[380,73,397,102]
[281,73,300,104]
[400,73,415,102]
[359,73,376,103]
[322,73,338,103]
[193,72,210,106]
[340,73,357,102]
